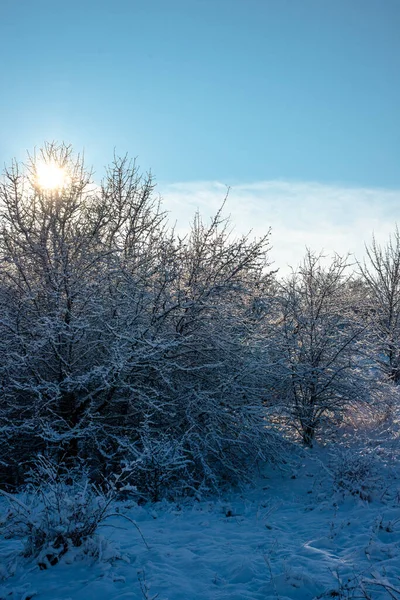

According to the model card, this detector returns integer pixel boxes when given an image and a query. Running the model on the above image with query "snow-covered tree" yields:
[0,143,166,484]
[359,228,400,383]
[0,143,280,494]
[269,251,368,446]
[157,208,279,488]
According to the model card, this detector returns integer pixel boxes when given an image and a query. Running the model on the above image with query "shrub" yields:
[329,446,382,500]
[0,456,120,569]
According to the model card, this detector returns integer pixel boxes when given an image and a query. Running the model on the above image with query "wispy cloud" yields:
[159,180,400,274]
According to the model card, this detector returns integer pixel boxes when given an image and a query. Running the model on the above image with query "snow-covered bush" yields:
[329,446,382,500]
[119,433,193,502]
[0,142,282,498]
[0,456,117,569]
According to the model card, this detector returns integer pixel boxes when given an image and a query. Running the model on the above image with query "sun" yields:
[35,161,69,190]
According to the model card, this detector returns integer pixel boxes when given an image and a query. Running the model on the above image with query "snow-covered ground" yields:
[1,427,399,600]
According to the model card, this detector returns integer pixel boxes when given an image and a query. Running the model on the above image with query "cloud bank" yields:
[159,180,400,274]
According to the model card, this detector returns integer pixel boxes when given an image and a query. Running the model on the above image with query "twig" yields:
[364,575,400,599]
[105,512,150,550]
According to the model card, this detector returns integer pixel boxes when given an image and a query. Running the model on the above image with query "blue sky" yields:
[0,0,399,268]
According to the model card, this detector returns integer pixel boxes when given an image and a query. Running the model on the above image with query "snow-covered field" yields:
[1,427,399,600]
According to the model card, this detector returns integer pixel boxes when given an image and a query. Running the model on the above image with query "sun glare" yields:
[36,161,68,190]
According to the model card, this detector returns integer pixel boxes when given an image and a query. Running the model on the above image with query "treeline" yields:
[0,143,398,499]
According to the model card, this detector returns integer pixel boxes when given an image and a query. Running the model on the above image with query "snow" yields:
[1,429,399,600]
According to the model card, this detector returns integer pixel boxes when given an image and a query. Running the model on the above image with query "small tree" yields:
[271,251,368,446]
[359,227,400,383]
